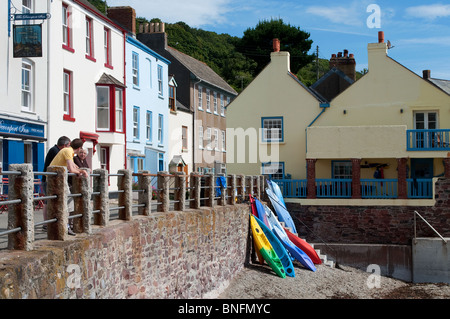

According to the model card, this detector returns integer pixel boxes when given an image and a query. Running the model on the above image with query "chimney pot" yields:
[273,38,280,52]
[349,53,354,58]
[423,70,431,79]
[378,31,384,43]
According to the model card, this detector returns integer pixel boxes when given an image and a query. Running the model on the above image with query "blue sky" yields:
[107,0,450,79]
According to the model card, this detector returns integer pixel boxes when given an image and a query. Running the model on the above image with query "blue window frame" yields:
[261,117,284,142]
[158,153,164,171]
[262,162,285,179]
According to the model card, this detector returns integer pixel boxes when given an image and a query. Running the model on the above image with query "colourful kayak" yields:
[250,214,286,278]
[284,228,322,265]
[254,215,295,277]
[267,180,286,208]
[264,205,316,272]
[249,196,264,265]
[266,188,298,234]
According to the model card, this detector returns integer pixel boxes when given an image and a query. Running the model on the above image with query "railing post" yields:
[157,171,170,212]
[237,175,245,203]
[246,175,253,199]
[137,170,152,216]
[190,173,201,209]
[228,174,236,205]
[93,169,109,226]
[47,166,69,240]
[205,174,215,207]
[351,158,361,199]
[254,175,261,199]
[174,172,186,211]
[118,169,133,220]
[7,164,34,250]
[397,158,408,199]
[72,168,92,234]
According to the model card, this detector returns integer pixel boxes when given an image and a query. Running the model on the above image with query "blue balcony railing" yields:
[407,129,450,151]
[272,178,433,199]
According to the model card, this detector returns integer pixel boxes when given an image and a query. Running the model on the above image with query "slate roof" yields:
[97,73,126,88]
[428,78,450,96]
[166,46,237,96]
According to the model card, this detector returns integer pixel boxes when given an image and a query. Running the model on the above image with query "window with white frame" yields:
[221,130,226,151]
[214,129,219,150]
[332,161,352,179]
[132,52,139,86]
[22,0,31,25]
[206,89,211,112]
[198,86,203,110]
[182,126,188,150]
[158,114,163,144]
[115,88,123,132]
[220,94,225,116]
[21,60,32,112]
[262,162,285,180]
[132,107,139,139]
[85,17,94,59]
[213,91,218,114]
[146,111,152,142]
[262,117,283,142]
[206,127,212,150]
[96,86,110,130]
[157,65,163,96]
[63,69,73,120]
[198,126,203,149]
[104,28,111,67]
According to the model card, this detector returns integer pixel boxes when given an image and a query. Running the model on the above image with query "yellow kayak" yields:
[250,214,286,278]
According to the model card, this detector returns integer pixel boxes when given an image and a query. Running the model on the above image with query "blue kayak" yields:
[267,180,286,208]
[266,188,298,234]
[264,204,316,272]
[254,215,296,277]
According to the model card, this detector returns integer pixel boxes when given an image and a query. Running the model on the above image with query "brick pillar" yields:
[118,169,133,220]
[306,159,317,199]
[93,169,109,226]
[228,174,236,205]
[189,173,201,209]
[174,172,186,211]
[46,166,69,240]
[137,170,152,216]
[72,168,92,234]
[397,158,408,199]
[205,174,215,207]
[157,171,170,212]
[444,157,450,179]
[351,158,361,199]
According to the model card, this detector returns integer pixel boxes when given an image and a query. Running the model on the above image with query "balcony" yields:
[406,129,450,151]
[273,178,433,199]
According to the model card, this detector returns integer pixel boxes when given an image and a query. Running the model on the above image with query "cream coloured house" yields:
[226,39,326,180]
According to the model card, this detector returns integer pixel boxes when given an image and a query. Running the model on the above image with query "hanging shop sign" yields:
[0,118,45,140]
[13,24,42,58]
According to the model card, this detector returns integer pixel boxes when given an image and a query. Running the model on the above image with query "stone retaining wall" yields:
[0,205,249,299]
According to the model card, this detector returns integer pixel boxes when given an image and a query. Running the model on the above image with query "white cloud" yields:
[305,5,363,26]
[405,4,450,20]
[106,0,233,27]
[398,36,450,46]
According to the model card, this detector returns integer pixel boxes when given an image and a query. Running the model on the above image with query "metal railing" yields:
[413,210,447,244]
[0,164,266,251]
[407,129,450,151]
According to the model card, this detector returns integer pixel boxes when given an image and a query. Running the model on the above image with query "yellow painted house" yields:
[226,39,326,181]
[228,32,450,202]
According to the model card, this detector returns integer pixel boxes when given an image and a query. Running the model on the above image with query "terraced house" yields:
[228,32,450,202]
[137,24,238,175]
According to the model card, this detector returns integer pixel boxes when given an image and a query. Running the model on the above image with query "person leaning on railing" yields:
[49,138,89,235]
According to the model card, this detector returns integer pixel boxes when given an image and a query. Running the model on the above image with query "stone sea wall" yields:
[0,205,249,299]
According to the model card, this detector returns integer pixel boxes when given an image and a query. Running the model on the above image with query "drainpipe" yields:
[306,103,329,154]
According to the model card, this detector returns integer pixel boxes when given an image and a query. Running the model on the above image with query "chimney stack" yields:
[423,70,431,79]
[378,31,384,43]
[329,49,356,81]
[273,38,280,52]
[107,6,136,35]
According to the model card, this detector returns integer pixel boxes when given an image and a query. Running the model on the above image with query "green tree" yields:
[236,18,315,77]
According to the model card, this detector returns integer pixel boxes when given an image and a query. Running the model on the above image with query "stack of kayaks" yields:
[248,182,322,277]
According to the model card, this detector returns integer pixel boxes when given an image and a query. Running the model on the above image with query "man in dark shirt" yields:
[41,136,70,229]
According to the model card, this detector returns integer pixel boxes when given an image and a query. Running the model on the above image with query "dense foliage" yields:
[92,1,344,92]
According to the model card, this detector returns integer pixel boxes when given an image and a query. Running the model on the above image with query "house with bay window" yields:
[107,6,170,177]
[46,0,126,175]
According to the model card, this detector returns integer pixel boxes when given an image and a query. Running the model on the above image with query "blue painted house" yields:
[124,34,170,177]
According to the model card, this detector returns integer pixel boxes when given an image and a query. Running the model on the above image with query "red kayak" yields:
[284,228,322,265]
